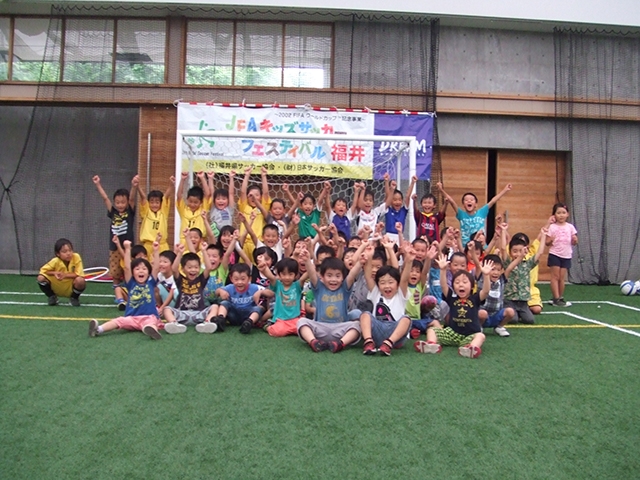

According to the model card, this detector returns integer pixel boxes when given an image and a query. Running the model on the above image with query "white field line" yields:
[544,310,640,338]
[0,291,112,298]
[0,301,114,308]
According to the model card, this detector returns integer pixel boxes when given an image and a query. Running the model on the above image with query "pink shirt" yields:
[548,222,577,259]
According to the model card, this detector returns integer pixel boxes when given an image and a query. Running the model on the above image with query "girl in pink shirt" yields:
[546,203,578,307]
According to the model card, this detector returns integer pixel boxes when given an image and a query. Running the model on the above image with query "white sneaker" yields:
[142,325,162,340]
[195,322,218,334]
[88,319,99,337]
[413,340,442,354]
[494,326,510,337]
[164,322,187,334]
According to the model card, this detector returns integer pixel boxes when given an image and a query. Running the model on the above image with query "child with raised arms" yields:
[437,181,512,246]
[382,173,416,243]
[293,181,331,240]
[353,182,386,237]
[176,171,212,244]
[37,238,86,307]
[546,203,578,307]
[207,170,235,238]
[137,176,174,258]
[415,253,494,358]
[359,239,413,356]
[412,188,448,243]
[237,166,271,258]
[88,240,163,340]
[92,174,138,310]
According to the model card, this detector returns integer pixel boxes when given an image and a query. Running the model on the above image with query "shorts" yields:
[115,314,162,331]
[410,318,437,334]
[109,250,124,283]
[42,275,74,298]
[433,326,478,347]
[165,305,214,325]
[504,300,535,325]
[220,301,264,326]
[481,309,506,328]
[267,318,300,337]
[547,253,572,269]
[369,316,410,348]
[158,283,178,308]
[296,318,361,344]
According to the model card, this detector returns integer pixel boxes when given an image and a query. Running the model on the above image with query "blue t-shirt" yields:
[384,206,409,235]
[456,204,490,245]
[330,212,351,240]
[221,283,262,312]
[428,267,443,300]
[124,277,158,317]
[270,280,302,321]
[312,280,352,323]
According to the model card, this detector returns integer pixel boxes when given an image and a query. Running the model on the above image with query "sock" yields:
[38,280,55,297]
[97,326,104,334]
[71,288,83,299]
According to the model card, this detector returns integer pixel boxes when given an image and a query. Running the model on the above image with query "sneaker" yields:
[164,322,187,334]
[378,341,392,356]
[69,297,80,307]
[328,340,344,353]
[48,295,58,306]
[195,322,218,334]
[310,339,329,352]
[494,326,510,337]
[547,299,555,306]
[409,328,421,339]
[458,345,482,359]
[116,299,126,311]
[362,341,377,355]
[88,319,99,337]
[413,340,442,354]
[142,325,162,340]
[213,315,226,332]
[559,297,572,307]
[239,319,253,334]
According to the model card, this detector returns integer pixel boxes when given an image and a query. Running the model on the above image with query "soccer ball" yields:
[635,280,640,295]
[620,280,637,296]
[420,295,438,316]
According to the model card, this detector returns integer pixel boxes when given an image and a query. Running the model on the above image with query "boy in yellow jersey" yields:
[37,238,86,306]
[238,165,271,260]
[137,176,174,257]
[176,171,212,245]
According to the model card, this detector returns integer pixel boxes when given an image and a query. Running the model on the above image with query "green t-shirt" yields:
[270,279,303,321]
[406,283,425,319]
[297,207,322,239]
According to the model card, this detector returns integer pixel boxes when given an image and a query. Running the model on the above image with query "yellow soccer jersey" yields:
[139,197,171,244]
[39,253,84,297]
[177,196,212,241]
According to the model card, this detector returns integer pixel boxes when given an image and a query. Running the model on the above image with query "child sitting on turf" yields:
[414,253,493,358]
[437,181,512,246]
[176,171,212,245]
[203,231,238,306]
[212,263,273,334]
[136,177,174,257]
[359,240,414,356]
[502,226,548,324]
[92,174,138,310]
[162,242,218,334]
[37,238,86,307]
[207,170,235,238]
[477,254,515,337]
[88,240,163,340]
[156,249,177,310]
[258,254,309,337]
[296,248,366,353]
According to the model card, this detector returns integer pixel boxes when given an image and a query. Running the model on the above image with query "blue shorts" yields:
[411,318,437,333]
[547,253,572,269]
[220,301,264,325]
[482,309,505,328]
[368,315,410,348]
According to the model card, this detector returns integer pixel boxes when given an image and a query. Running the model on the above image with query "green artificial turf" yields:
[1,275,640,479]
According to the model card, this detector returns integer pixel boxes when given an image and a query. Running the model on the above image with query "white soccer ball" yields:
[635,280,640,295]
[620,280,637,296]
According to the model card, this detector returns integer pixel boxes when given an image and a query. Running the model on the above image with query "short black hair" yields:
[509,236,528,250]
[375,265,401,285]
[206,244,223,256]
[331,197,348,209]
[180,252,200,268]
[148,190,163,202]
[342,247,357,260]
[464,240,484,254]
[159,250,176,263]
[270,198,285,209]
[253,246,277,265]
[451,251,467,263]
[318,257,347,277]
[484,254,502,266]
[229,262,251,277]
[214,188,229,200]
[113,188,129,200]
[420,193,436,203]
[512,232,530,245]
[363,188,374,200]
[411,259,424,271]
[452,270,475,289]
[188,228,203,238]
[263,224,279,236]
[461,192,478,203]
[130,258,152,277]
[301,193,316,205]
[131,244,147,258]
[186,185,204,201]
[316,245,336,260]
[412,238,428,248]
[372,247,387,263]
[54,238,73,255]
[275,257,299,275]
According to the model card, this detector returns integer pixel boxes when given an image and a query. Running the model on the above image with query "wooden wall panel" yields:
[138,105,178,244]
[496,150,566,281]
[439,148,489,231]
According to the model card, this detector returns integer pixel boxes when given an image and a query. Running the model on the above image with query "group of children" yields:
[37,167,578,358]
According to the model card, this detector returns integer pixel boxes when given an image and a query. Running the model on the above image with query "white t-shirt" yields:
[366,285,408,322]
[257,240,284,261]
[356,203,386,235]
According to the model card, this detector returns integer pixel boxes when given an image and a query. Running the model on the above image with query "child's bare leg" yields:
[340,328,360,346]
[387,317,411,344]
[529,305,542,315]
[558,267,567,298]
[205,305,219,322]
[469,332,486,348]
[360,312,373,339]
[298,325,316,343]
[426,326,439,343]
[88,318,118,337]
[163,308,176,323]
[479,309,488,326]
[499,308,516,327]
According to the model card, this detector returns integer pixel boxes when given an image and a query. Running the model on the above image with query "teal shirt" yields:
[297,207,321,239]
[270,279,303,321]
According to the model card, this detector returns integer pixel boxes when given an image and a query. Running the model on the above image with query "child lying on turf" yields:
[88,240,163,340]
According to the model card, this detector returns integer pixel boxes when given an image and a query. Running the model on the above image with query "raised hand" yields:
[435,253,449,270]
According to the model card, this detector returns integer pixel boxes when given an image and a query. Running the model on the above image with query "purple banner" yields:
[373,114,434,180]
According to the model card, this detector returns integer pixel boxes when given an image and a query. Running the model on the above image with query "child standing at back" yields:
[207,171,235,238]
[546,203,578,306]
[137,177,174,258]
[412,190,448,243]
[92,174,138,309]
[381,174,416,243]
[238,166,271,258]
[176,171,212,244]
[437,182,512,246]
[37,238,86,306]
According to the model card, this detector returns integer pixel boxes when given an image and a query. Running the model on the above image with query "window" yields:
[115,19,165,84]
[12,17,61,82]
[186,20,332,88]
[0,17,9,80]
[63,18,114,83]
